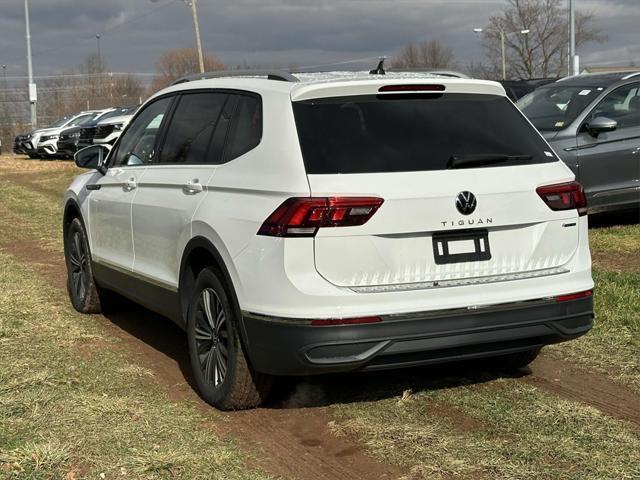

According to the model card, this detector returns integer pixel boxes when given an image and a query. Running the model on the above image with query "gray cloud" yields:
[0,0,638,78]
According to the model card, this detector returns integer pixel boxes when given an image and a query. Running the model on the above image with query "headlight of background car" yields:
[113,123,125,131]
[41,135,59,141]
[70,132,81,138]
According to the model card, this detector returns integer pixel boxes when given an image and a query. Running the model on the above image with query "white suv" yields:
[64,70,594,410]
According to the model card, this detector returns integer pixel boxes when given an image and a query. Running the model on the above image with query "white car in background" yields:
[92,105,139,146]
[35,111,102,158]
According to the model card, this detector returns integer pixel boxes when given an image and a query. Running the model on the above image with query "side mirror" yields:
[74,144,111,174]
[585,116,617,137]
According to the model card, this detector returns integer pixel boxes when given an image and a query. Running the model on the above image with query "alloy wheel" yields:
[194,288,229,387]
[68,231,87,300]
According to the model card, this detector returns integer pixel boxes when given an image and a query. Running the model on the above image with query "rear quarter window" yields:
[225,94,262,161]
[294,93,555,174]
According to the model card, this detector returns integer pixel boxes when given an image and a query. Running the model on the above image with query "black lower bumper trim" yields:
[241,296,594,376]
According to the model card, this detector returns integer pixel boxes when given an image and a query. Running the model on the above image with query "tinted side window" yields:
[111,97,172,167]
[158,92,227,164]
[589,83,640,129]
[225,94,262,161]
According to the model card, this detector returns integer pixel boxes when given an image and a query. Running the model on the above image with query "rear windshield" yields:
[293,93,555,174]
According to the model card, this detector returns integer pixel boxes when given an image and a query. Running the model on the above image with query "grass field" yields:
[0,155,638,480]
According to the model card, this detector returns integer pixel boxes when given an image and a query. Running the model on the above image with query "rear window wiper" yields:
[447,154,533,169]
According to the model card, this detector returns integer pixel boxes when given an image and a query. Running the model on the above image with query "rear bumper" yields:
[242,296,593,376]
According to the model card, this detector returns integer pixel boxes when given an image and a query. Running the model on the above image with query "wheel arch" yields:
[178,237,246,340]
[62,198,84,241]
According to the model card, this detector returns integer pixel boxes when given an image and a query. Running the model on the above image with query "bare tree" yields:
[480,0,605,79]
[150,47,225,93]
[392,40,456,70]
[110,75,144,105]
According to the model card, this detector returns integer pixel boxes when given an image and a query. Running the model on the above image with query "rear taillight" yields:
[258,197,384,237]
[555,289,593,302]
[536,181,587,216]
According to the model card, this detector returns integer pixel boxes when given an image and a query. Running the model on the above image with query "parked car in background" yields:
[77,106,139,151]
[36,111,102,159]
[93,105,139,146]
[13,112,98,159]
[500,78,557,101]
[13,133,32,155]
[57,108,118,159]
[517,71,640,213]
[64,70,593,410]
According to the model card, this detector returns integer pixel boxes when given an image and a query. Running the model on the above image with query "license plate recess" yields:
[432,229,491,265]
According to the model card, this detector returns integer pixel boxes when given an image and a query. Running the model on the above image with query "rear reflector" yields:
[258,197,384,237]
[555,290,593,302]
[536,181,587,216]
[378,84,446,92]
[310,316,382,326]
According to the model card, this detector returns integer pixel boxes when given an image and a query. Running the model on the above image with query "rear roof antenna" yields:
[369,56,386,75]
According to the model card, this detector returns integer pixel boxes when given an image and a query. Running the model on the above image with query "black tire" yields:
[490,347,542,372]
[64,217,103,314]
[187,268,271,410]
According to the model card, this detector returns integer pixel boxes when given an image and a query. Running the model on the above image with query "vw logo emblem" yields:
[456,191,477,215]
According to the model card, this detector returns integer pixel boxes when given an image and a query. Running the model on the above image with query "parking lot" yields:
[1,154,638,479]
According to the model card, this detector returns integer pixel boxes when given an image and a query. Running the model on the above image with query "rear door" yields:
[131,91,236,289]
[576,82,640,209]
[293,91,580,288]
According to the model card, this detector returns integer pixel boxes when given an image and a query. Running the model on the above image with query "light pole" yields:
[474,27,530,80]
[2,65,6,104]
[96,33,102,65]
[24,0,37,128]
[187,0,205,74]
[152,0,205,74]
[569,0,577,75]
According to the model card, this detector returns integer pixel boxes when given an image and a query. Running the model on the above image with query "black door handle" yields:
[86,184,101,190]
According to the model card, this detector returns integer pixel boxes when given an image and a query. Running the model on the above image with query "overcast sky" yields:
[1,0,639,80]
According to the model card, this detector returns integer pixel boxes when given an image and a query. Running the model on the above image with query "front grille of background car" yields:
[79,127,97,143]
[95,125,115,139]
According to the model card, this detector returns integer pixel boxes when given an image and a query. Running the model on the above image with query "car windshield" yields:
[68,113,96,127]
[98,107,136,122]
[47,117,70,128]
[294,93,555,174]
[77,114,102,126]
[517,85,603,131]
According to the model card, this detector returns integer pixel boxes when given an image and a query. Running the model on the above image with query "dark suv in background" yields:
[518,72,640,213]
[58,107,137,158]
[500,78,556,101]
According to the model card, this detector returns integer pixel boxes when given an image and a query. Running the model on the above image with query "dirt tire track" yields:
[527,355,640,427]
[0,237,408,480]
[0,171,65,199]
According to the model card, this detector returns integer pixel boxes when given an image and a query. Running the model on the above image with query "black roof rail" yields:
[172,69,299,85]
[386,68,470,79]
